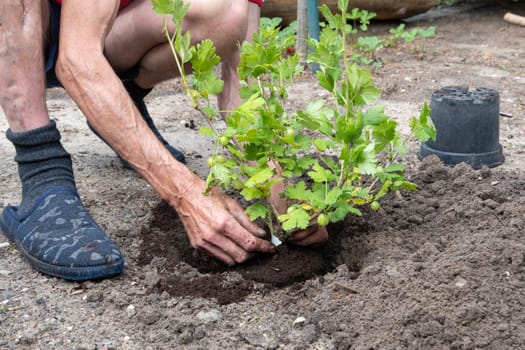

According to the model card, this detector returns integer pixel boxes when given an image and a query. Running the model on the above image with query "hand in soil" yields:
[288,224,328,246]
[175,179,276,265]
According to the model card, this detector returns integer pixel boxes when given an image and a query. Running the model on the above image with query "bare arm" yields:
[56,0,274,264]
[57,1,193,200]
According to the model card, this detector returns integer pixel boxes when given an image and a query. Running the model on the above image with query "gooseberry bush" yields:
[152,0,435,244]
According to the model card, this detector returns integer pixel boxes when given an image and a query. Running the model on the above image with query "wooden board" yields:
[261,0,439,24]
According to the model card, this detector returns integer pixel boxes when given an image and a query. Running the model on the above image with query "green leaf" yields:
[374,179,392,200]
[319,5,337,28]
[384,163,405,173]
[364,106,388,125]
[357,36,383,52]
[209,163,232,188]
[409,101,436,141]
[359,84,381,105]
[394,180,417,191]
[372,120,397,150]
[237,94,265,117]
[313,138,332,152]
[329,203,362,222]
[170,0,191,24]
[241,187,264,201]
[245,203,268,221]
[286,181,310,201]
[307,163,336,183]
[278,206,311,231]
[417,26,436,38]
[192,39,221,72]
[175,31,193,64]
[350,143,377,174]
[151,0,174,14]
[325,187,343,206]
[337,0,349,12]
[244,167,274,187]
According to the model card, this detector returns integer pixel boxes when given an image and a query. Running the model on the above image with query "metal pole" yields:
[307,0,320,72]
[297,0,308,68]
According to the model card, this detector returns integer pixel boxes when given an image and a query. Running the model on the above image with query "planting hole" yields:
[137,201,371,304]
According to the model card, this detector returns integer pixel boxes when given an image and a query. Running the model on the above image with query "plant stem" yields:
[162,17,192,106]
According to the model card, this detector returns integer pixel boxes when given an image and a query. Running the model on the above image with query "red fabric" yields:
[248,0,264,6]
[50,0,133,10]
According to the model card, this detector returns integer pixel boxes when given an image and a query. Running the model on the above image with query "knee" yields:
[219,1,249,42]
[185,0,248,52]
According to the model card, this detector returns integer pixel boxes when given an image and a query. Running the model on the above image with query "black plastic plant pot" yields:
[418,86,505,169]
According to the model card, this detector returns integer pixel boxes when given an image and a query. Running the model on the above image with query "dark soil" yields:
[139,154,525,325]
[137,201,355,304]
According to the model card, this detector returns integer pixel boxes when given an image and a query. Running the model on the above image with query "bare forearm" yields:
[56,54,199,205]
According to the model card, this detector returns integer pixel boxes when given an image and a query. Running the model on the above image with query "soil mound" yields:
[139,155,525,306]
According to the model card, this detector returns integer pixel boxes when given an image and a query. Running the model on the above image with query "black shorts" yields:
[45,1,139,88]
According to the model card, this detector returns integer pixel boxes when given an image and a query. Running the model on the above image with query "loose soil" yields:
[1,2,524,349]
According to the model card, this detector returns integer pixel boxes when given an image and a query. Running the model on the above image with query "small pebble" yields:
[126,304,136,317]
[196,309,222,323]
[455,277,467,288]
[293,316,307,329]
[85,291,103,303]
[0,242,9,249]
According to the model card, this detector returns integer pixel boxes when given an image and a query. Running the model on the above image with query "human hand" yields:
[174,178,275,265]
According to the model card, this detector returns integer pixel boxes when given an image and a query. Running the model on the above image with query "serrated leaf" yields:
[307,163,336,183]
[329,203,362,222]
[241,187,263,201]
[209,163,232,188]
[192,39,221,72]
[237,94,265,116]
[286,181,310,201]
[151,0,174,14]
[313,138,331,152]
[325,187,343,206]
[410,102,436,142]
[244,167,274,187]
[278,207,311,231]
[351,143,377,175]
[175,31,193,64]
[245,203,268,221]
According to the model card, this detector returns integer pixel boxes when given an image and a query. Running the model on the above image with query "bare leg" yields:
[0,0,50,132]
[104,0,248,89]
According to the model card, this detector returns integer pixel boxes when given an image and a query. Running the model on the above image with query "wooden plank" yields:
[261,0,439,24]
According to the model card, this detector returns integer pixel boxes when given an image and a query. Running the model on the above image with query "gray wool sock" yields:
[6,120,76,216]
